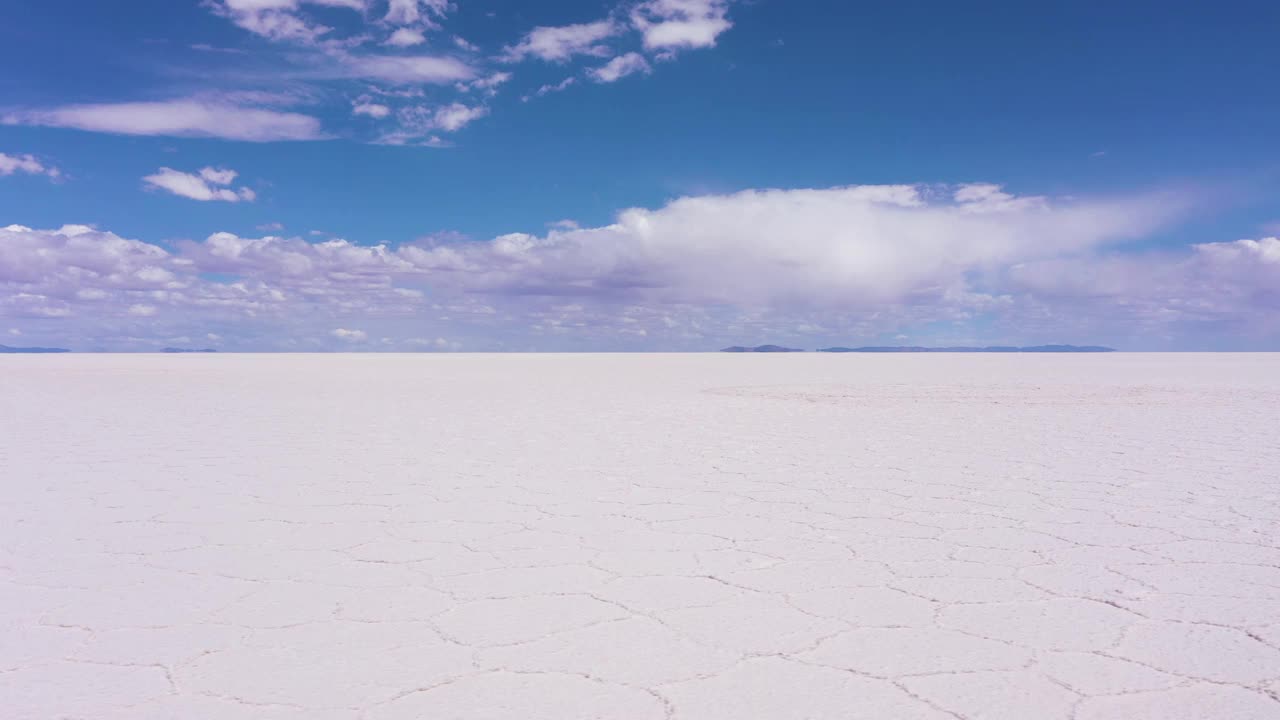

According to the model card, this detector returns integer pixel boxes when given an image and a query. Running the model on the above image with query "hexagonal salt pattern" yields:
[2,353,1278,719]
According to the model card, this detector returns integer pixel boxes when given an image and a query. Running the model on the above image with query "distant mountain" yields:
[0,344,71,354]
[817,345,1116,353]
[721,345,805,353]
[162,348,218,353]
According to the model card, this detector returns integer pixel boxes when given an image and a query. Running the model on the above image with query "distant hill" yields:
[817,345,1116,353]
[721,345,805,353]
[162,348,218,353]
[0,343,71,354]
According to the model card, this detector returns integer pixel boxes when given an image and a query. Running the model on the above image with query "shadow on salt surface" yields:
[702,384,1263,406]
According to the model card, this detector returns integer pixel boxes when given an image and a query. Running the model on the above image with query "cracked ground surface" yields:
[1,353,1278,719]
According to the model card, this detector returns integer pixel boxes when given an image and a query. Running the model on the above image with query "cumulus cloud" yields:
[631,0,733,51]
[143,167,257,202]
[0,152,61,179]
[0,224,176,320]
[180,232,417,280]
[0,224,427,342]
[591,53,652,83]
[500,20,620,62]
[398,184,1180,307]
[4,99,325,142]
[13,184,1277,350]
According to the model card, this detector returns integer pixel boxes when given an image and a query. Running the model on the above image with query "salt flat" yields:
[2,353,1279,719]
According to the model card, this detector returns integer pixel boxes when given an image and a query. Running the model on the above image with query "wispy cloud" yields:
[209,0,456,46]
[0,152,61,180]
[4,99,325,142]
[53,2,741,146]
[210,0,368,44]
[143,166,257,202]
[591,53,652,83]
[383,0,453,28]
[457,72,513,95]
[338,54,475,84]
[528,77,578,100]
[375,101,487,145]
[500,20,621,63]
[352,100,392,118]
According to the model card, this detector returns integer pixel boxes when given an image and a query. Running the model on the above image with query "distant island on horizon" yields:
[721,345,806,353]
[817,345,1117,353]
[162,348,219,354]
[721,344,1117,353]
[0,343,71,354]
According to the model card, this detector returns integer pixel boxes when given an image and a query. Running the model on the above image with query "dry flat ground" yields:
[2,353,1279,719]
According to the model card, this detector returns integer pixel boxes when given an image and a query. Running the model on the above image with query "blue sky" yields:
[1,0,1278,351]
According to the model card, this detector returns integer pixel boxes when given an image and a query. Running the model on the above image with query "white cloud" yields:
[374,132,449,147]
[400,184,1183,307]
[257,222,286,232]
[143,167,257,203]
[209,0,457,52]
[1004,236,1280,339]
[501,20,620,62]
[632,0,733,51]
[384,0,452,26]
[530,77,577,99]
[385,27,426,46]
[199,167,239,185]
[353,101,392,118]
[18,185,1275,350]
[430,103,488,131]
[332,328,368,341]
[416,336,460,351]
[384,102,488,142]
[341,54,475,84]
[1195,236,1280,265]
[458,72,513,95]
[0,152,60,179]
[4,99,325,142]
[212,0,368,44]
[591,53,652,83]
[180,232,418,280]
